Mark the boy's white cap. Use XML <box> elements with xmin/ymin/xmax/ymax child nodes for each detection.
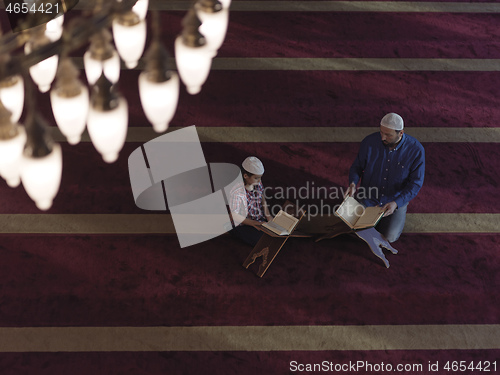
<box><xmin>380</xmin><ymin>113</ymin><xmax>404</xmax><ymax>131</ymax></box>
<box><xmin>242</xmin><ymin>156</ymin><xmax>264</xmax><ymax>175</ymax></box>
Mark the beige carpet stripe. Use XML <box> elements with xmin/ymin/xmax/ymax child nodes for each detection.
<box><xmin>405</xmin><ymin>214</ymin><xmax>499</xmax><ymax>234</ymax></box>
<box><xmin>0</xmin><ymin>214</ymin><xmax>498</xmax><ymax>234</ymax></box>
<box><xmin>211</xmin><ymin>58</ymin><xmax>500</xmax><ymax>71</ymax></box>
<box><xmin>69</xmin><ymin>1</ymin><xmax>500</xmax><ymax>13</ymax></box>
<box><xmin>0</xmin><ymin>325</ymin><xmax>498</xmax><ymax>352</ymax></box>
<box><xmin>0</xmin><ymin>214</ymin><xmax>174</xmax><ymax>234</ymax></box>
<box><xmin>49</xmin><ymin>127</ymin><xmax>500</xmax><ymax>143</ymax></box>
<box><xmin>70</xmin><ymin>57</ymin><xmax>500</xmax><ymax>72</ymax></box>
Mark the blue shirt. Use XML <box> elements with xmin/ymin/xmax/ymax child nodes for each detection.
<box><xmin>349</xmin><ymin>132</ymin><xmax>425</xmax><ymax>208</ymax></box>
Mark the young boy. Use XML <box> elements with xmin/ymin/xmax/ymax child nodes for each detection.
<box><xmin>229</xmin><ymin>156</ymin><xmax>272</xmax><ymax>246</ymax></box>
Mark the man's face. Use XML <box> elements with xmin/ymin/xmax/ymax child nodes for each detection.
<box><xmin>380</xmin><ymin>126</ymin><xmax>403</xmax><ymax>147</ymax></box>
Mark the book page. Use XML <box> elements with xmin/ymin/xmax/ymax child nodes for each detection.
<box><xmin>354</xmin><ymin>206</ymin><xmax>385</xmax><ymax>230</ymax></box>
<box><xmin>273</xmin><ymin>211</ymin><xmax>299</xmax><ymax>233</ymax></box>
<box><xmin>335</xmin><ymin>197</ymin><xmax>364</xmax><ymax>228</ymax></box>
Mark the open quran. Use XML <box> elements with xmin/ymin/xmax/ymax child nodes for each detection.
<box><xmin>335</xmin><ymin>196</ymin><xmax>386</xmax><ymax>230</ymax></box>
<box><xmin>262</xmin><ymin>210</ymin><xmax>300</xmax><ymax>235</ymax></box>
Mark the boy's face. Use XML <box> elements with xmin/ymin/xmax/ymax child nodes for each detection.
<box><xmin>244</xmin><ymin>173</ymin><xmax>262</xmax><ymax>187</ymax></box>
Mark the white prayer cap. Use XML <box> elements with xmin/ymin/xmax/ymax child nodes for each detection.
<box><xmin>380</xmin><ymin>113</ymin><xmax>404</xmax><ymax>131</ymax></box>
<box><xmin>242</xmin><ymin>156</ymin><xmax>265</xmax><ymax>175</ymax></box>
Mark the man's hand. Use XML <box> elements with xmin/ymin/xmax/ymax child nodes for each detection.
<box><xmin>345</xmin><ymin>183</ymin><xmax>356</xmax><ymax>198</ymax></box>
<box><xmin>381</xmin><ymin>201</ymin><xmax>398</xmax><ymax>216</ymax></box>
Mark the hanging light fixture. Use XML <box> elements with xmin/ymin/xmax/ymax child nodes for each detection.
<box><xmin>218</xmin><ymin>0</ymin><xmax>231</xmax><ymax>9</ymax></box>
<box><xmin>196</xmin><ymin>0</ymin><xmax>229</xmax><ymax>57</ymax></box>
<box><xmin>0</xmin><ymin>99</ymin><xmax>26</xmax><ymax>188</ymax></box>
<box><xmin>84</xmin><ymin>28</ymin><xmax>121</xmax><ymax>85</ymax></box>
<box><xmin>0</xmin><ymin>25</ymin><xmax>24</xmax><ymax>123</ymax></box>
<box><xmin>21</xmin><ymin>110</ymin><xmax>62</xmax><ymax>211</ymax></box>
<box><xmin>0</xmin><ymin>75</ymin><xmax>24</xmax><ymax>124</ymax></box>
<box><xmin>87</xmin><ymin>73</ymin><xmax>128</xmax><ymax>163</ymax></box>
<box><xmin>0</xmin><ymin>0</ymin><xmax>229</xmax><ymax>210</ymax></box>
<box><xmin>50</xmin><ymin>57</ymin><xmax>89</xmax><ymax>145</ymax></box>
<box><xmin>24</xmin><ymin>25</ymin><xmax>59</xmax><ymax>93</ymax></box>
<box><xmin>139</xmin><ymin>11</ymin><xmax>179</xmax><ymax>133</ymax></box>
<box><xmin>112</xmin><ymin>10</ymin><xmax>147</xmax><ymax>69</ymax></box>
<box><xmin>0</xmin><ymin>33</ymin><xmax>25</xmax><ymax>124</ymax></box>
<box><xmin>132</xmin><ymin>0</ymin><xmax>149</xmax><ymax>21</ymax></box>
<box><xmin>45</xmin><ymin>14</ymin><xmax>65</xmax><ymax>42</ymax></box>
<box><xmin>175</xmin><ymin>8</ymin><xmax>212</xmax><ymax>95</ymax></box>
<box><xmin>116</xmin><ymin>0</ymin><xmax>148</xmax><ymax>20</ymax></box>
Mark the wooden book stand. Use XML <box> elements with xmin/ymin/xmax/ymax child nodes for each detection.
<box><xmin>242</xmin><ymin>201</ymin><xmax>306</xmax><ymax>277</ymax></box>
<box><xmin>242</xmin><ymin>203</ymin><xmax>399</xmax><ymax>277</ymax></box>
<box><xmin>314</xmin><ymin>218</ymin><xmax>398</xmax><ymax>268</ymax></box>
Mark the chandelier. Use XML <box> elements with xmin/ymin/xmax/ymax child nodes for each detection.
<box><xmin>0</xmin><ymin>0</ymin><xmax>230</xmax><ymax>210</ymax></box>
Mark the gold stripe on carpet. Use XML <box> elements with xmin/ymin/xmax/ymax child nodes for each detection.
<box><xmin>0</xmin><ymin>214</ymin><xmax>498</xmax><ymax>234</ymax></box>
<box><xmin>48</xmin><ymin>127</ymin><xmax>500</xmax><ymax>143</ymax></box>
<box><xmin>70</xmin><ymin>57</ymin><xmax>500</xmax><ymax>72</ymax></box>
<box><xmin>69</xmin><ymin>57</ymin><xmax>500</xmax><ymax>72</ymax></box>
<box><xmin>0</xmin><ymin>325</ymin><xmax>498</xmax><ymax>352</ymax></box>
<box><xmin>211</xmin><ymin>58</ymin><xmax>500</xmax><ymax>72</ymax></box>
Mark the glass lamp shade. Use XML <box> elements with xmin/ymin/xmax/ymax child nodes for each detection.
<box><xmin>197</xmin><ymin>7</ymin><xmax>229</xmax><ymax>57</ymax></box>
<box><xmin>0</xmin><ymin>126</ymin><xmax>26</xmax><ymax>188</ymax></box>
<box><xmin>138</xmin><ymin>72</ymin><xmax>179</xmax><ymax>132</ymax></box>
<box><xmin>87</xmin><ymin>98</ymin><xmax>128</xmax><ymax>163</ymax></box>
<box><xmin>174</xmin><ymin>36</ymin><xmax>212</xmax><ymax>95</ymax></box>
<box><xmin>0</xmin><ymin>75</ymin><xmax>24</xmax><ymax>124</ymax></box>
<box><xmin>83</xmin><ymin>50</ymin><xmax>120</xmax><ymax>85</ymax></box>
<box><xmin>25</xmin><ymin>43</ymin><xmax>59</xmax><ymax>93</ymax></box>
<box><xmin>50</xmin><ymin>86</ymin><xmax>89</xmax><ymax>145</ymax></box>
<box><xmin>45</xmin><ymin>14</ymin><xmax>64</xmax><ymax>42</ymax></box>
<box><xmin>21</xmin><ymin>143</ymin><xmax>62</xmax><ymax>211</ymax></box>
<box><xmin>112</xmin><ymin>18</ymin><xmax>147</xmax><ymax>69</ymax></box>
<box><xmin>132</xmin><ymin>0</ymin><xmax>149</xmax><ymax>21</ymax></box>
<box><xmin>30</xmin><ymin>55</ymin><xmax>59</xmax><ymax>93</ymax></box>
<box><xmin>219</xmin><ymin>0</ymin><xmax>231</xmax><ymax>9</ymax></box>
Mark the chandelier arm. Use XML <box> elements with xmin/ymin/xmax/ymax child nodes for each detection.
<box><xmin>21</xmin><ymin>63</ymin><xmax>54</xmax><ymax>158</ymax></box>
<box><xmin>0</xmin><ymin>0</ymin><xmax>138</xmax><ymax>79</ymax></box>
<box><xmin>152</xmin><ymin>9</ymin><xmax>160</xmax><ymax>41</ymax></box>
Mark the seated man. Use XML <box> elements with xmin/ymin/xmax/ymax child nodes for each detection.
<box><xmin>346</xmin><ymin>113</ymin><xmax>425</xmax><ymax>243</ymax></box>
<box><xmin>229</xmin><ymin>156</ymin><xmax>272</xmax><ymax>246</ymax></box>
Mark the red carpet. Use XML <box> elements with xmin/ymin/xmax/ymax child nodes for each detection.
<box><xmin>154</xmin><ymin>11</ymin><xmax>500</xmax><ymax>59</ymax></box>
<box><xmin>0</xmin><ymin>233</ymin><xmax>498</xmax><ymax>327</ymax></box>
<box><xmin>1</xmin><ymin>1</ymin><xmax>499</xmax><ymax>374</ymax></box>
<box><xmin>1</xmin><ymin>350</ymin><xmax>499</xmax><ymax>375</ymax></box>
<box><xmin>221</xmin><ymin>12</ymin><xmax>500</xmax><ymax>58</ymax></box>
<box><xmin>129</xmin><ymin>70</ymin><xmax>500</xmax><ymax>128</ymax></box>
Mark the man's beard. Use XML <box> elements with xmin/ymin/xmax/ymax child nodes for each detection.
<box><xmin>382</xmin><ymin>140</ymin><xmax>397</xmax><ymax>147</ymax></box>
<box><xmin>382</xmin><ymin>136</ymin><xmax>402</xmax><ymax>148</ymax></box>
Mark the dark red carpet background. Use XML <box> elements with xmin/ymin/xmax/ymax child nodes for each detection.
<box><xmin>1</xmin><ymin>350</ymin><xmax>500</xmax><ymax>375</ymax></box>
<box><xmin>0</xmin><ymin>232</ymin><xmax>498</xmax><ymax>327</ymax></box>
<box><xmin>1</xmin><ymin>0</ymin><xmax>499</xmax><ymax>374</ymax></box>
